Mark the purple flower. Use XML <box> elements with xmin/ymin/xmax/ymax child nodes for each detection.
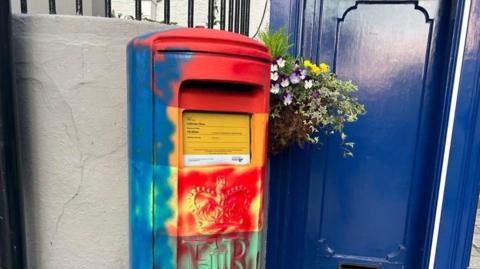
<box><xmin>312</xmin><ymin>90</ymin><xmax>320</xmax><ymax>98</ymax></box>
<box><xmin>299</xmin><ymin>68</ymin><xmax>308</xmax><ymax>79</ymax></box>
<box><xmin>290</xmin><ymin>72</ymin><xmax>301</xmax><ymax>84</ymax></box>
<box><xmin>283</xmin><ymin>92</ymin><xmax>293</xmax><ymax>106</ymax></box>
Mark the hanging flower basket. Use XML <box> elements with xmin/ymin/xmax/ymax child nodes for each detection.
<box><xmin>259</xmin><ymin>29</ymin><xmax>366</xmax><ymax>156</ymax></box>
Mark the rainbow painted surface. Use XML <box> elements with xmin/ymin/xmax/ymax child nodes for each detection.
<box><xmin>128</xmin><ymin>28</ymin><xmax>270</xmax><ymax>269</ymax></box>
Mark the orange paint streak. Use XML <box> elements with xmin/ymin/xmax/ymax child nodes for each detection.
<box><xmin>250</xmin><ymin>113</ymin><xmax>268</xmax><ymax>167</ymax></box>
<box><xmin>167</xmin><ymin>107</ymin><xmax>180</xmax><ymax>167</ymax></box>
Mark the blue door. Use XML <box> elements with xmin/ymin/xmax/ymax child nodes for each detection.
<box><xmin>267</xmin><ymin>1</ymin><xmax>457</xmax><ymax>268</ymax></box>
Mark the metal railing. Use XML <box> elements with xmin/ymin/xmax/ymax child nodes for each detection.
<box><xmin>17</xmin><ymin>0</ymin><xmax>251</xmax><ymax>35</ymax></box>
<box><xmin>1</xmin><ymin>1</ymin><xmax>26</xmax><ymax>268</ymax></box>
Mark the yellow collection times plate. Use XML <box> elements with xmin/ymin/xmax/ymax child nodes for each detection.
<box><xmin>183</xmin><ymin>112</ymin><xmax>251</xmax><ymax>166</ymax></box>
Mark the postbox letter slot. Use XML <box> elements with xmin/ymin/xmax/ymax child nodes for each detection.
<box><xmin>179</xmin><ymin>80</ymin><xmax>265</xmax><ymax>113</ymax></box>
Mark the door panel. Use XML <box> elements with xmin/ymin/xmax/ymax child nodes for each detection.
<box><xmin>267</xmin><ymin>0</ymin><xmax>454</xmax><ymax>268</ymax></box>
<box><xmin>319</xmin><ymin>1</ymin><xmax>432</xmax><ymax>261</ymax></box>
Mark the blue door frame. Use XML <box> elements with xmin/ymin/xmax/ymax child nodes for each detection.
<box><xmin>267</xmin><ymin>0</ymin><xmax>480</xmax><ymax>268</ymax></box>
<box><xmin>433</xmin><ymin>0</ymin><xmax>480</xmax><ymax>267</ymax></box>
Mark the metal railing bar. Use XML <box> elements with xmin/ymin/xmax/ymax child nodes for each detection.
<box><xmin>220</xmin><ymin>0</ymin><xmax>226</xmax><ymax>30</ymax></box>
<box><xmin>135</xmin><ymin>0</ymin><xmax>141</xmax><ymax>20</ymax></box>
<box><xmin>234</xmin><ymin>0</ymin><xmax>240</xmax><ymax>33</ymax></box>
<box><xmin>0</xmin><ymin>1</ymin><xmax>26</xmax><ymax>268</ymax></box>
<box><xmin>245</xmin><ymin>0</ymin><xmax>250</xmax><ymax>35</ymax></box>
<box><xmin>228</xmin><ymin>0</ymin><xmax>234</xmax><ymax>31</ymax></box>
<box><xmin>207</xmin><ymin>0</ymin><xmax>214</xmax><ymax>28</ymax></box>
<box><xmin>240</xmin><ymin>0</ymin><xmax>246</xmax><ymax>34</ymax></box>
<box><xmin>20</xmin><ymin>0</ymin><xmax>27</xmax><ymax>13</ymax></box>
<box><xmin>105</xmin><ymin>0</ymin><xmax>112</xmax><ymax>17</ymax></box>
<box><xmin>14</xmin><ymin>0</ymin><xmax>251</xmax><ymax>31</ymax></box>
<box><xmin>76</xmin><ymin>0</ymin><xmax>83</xmax><ymax>15</ymax></box>
<box><xmin>188</xmin><ymin>0</ymin><xmax>194</xmax><ymax>27</ymax></box>
<box><xmin>49</xmin><ymin>0</ymin><xmax>56</xmax><ymax>14</ymax></box>
<box><xmin>164</xmin><ymin>0</ymin><xmax>170</xmax><ymax>24</ymax></box>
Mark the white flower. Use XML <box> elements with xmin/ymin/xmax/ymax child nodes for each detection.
<box><xmin>271</xmin><ymin>64</ymin><xmax>278</xmax><ymax>72</ymax></box>
<box><xmin>283</xmin><ymin>93</ymin><xmax>293</xmax><ymax>106</ymax></box>
<box><xmin>271</xmin><ymin>72</ymin><xmax>279</xmax><ymax>81</ymax></box>
<box><xmin>270</xmin><ymin>83</ymin><xmax>280</xmax><ymax>94</ymax></box>
<box><xmin>304</xmin><ymin>80</ymin><xmax>313</xmax><ymax>89</ymax></box>
<box><xmin>277</xmin><ymin>58</ymin><xmax>286</xmax><ymax>68</ymax></box>
<box><xmin>280</xmin><ymin>78</ymin><xmax>290</xmax><ymax>87</ymax></box>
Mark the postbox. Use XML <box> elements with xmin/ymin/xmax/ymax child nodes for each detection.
<box><xmin>127</xmin><ymin>28</ymin><xmax>271</xmax><ymax>269</ymax></box>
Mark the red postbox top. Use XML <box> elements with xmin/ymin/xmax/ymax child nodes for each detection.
<box><xmin>150</xmin><ymin>28</ymin><xmax>272</xmax><ymax>63</ymax></box>
<box><xmin>130</xmin><ymin>28</ymin><xmax>272</xmax><ymax>112</ymax></box>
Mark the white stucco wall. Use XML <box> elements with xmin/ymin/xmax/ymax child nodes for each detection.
<box><xmin>12</xmin><ymin>14</ymin><xmax>173</xmax><ymax>269</ymax></box>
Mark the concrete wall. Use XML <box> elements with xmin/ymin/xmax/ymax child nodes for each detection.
<box><xmin>11</xmin><ymin>14</ymin><xmax>173</xmax><ymax>269</ymax></box>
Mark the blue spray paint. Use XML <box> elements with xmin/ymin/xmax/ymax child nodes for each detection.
<box><xmin>153</xmin><ymin>52</ymin><xmax>191</xmax><ymax>269</ymax></box>
<box><xmin>128</xmin><ymin>34</ymin><xmax>191</xmax><ymax>269</ymax></box>
<box><xmin>128</xmin><ymin>41</ymin><xmax>155</xmax><ymax>269</ymax></box>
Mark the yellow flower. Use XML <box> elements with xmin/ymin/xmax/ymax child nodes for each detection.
<box><xmin>303</xmin><ymin>60</ymin><xmax>313</xmax><ymax>68</ymax></box>
<box><xmin>319</xmin><ymin>63</ymin><xmax>330</xmax><ymax>73</ymax></box>
<box><xmin>311</xmin><ymin>66</ymin><xmax>321</xmax><ymax>75</ymax></box>
<box><xmin>304</xmin><ymin>60</ymin><xmax>329</xmax><ymax>76</ymax></box>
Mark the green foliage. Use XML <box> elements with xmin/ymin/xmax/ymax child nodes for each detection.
<box><xmin>259</xmin><ymin>30</ymin><xmax>366</xmax><ymax>156</ymax></box>
<box><xmin>258</xmin><ymin>28</ymin><xmax>292</xmax><ymax>59</ymax></box>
